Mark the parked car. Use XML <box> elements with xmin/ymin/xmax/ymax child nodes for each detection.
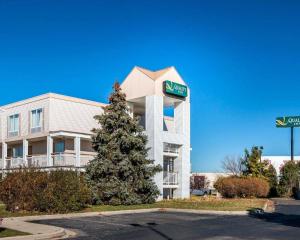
<box><xmin>191</xmin><ymin>189</ymin><xmax>210</xmax><ymax>196</ymax></box>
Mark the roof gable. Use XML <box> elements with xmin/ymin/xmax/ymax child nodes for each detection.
<box><xmin>135</xmin><ymin>66</ymin><xmax>172</xmax><ymax>80</ymax></box>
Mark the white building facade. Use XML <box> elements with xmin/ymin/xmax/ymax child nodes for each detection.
<box><xmin>0</xmin><ymin>66</ymin><xmax>191</xmax><ymax>200</ymax></box>
<box><xmin>262</xmin><ymin>156</ymin><xmax>300</xmax><ymax>175</ymax></box>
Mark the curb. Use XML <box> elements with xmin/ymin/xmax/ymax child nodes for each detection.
<box><xmin>1</xmin><ymin>218</ymin><xmax>69</xmax><ymax>240</ymax></box>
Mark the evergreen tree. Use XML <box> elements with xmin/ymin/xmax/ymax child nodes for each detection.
<box><xmin>265</xmin><ymin>164</ymin><xmax>278</xmax><ymax>197</ymax></box>
<box><xmin>85</xmin><ymin>82</ymin><xmax>161</xmax><ymax>205</ymax></box>
<box><xmin>241</xmin><ymin>146</ymin><xmax>267</xmax><ymax>177</ymax></box>
<box><xmin>278</xmin><ymin>161</ymin><xmax>300</xmax><ymax>197</ymax></box>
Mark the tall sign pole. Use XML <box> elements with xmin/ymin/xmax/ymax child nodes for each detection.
<box><xmin>276</xmin><ymin>116</ymin><xmax>300</xmax><ymax>161</ymax></box>
<box><xmin>291</xmin><ymin>127</ymin><xmax>294</xmax><ymax>161</ymax></box>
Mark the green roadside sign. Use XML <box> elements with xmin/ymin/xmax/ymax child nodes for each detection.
<box><xmin>276</xmin><ymin>116</ymin><xmax>300</xmax><ymax>128</ymax></box>
<box><xmin>163</xmin><ymin>80</ymin><xmax>188</xmax><ymax>98</ymax></box>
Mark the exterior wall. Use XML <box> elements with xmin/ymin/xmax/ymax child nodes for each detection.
<box><xmin>0</xmin><ymin>96</ymin><xmax>50</xmax><ymax>141</ymax></box>
<box><xmin>146</xmin><ymin>95</ymin><xmax>164</xmax><ymax>200</ymax></box>
<box><xmin>173</xmin><ymin>101</ymin><xmax>190</xmax><ymax>198</ymax></box>
<box><xmin>262</xmin><ymin>156</ymin><xmax>300</xmax><ymax>175</ymax></box>
<box><xmin>155</xmin><ymin>67</ymin><xmax>190</xmax><ymax>102</ymax></box>
<box><xmin>191</xmin><ymin>172</ymin><xmax>231</xmax><ymax>189</ymax></box>
<box><xmin>49</xmin><ymin>97</ymin><xmax>103</xmax><ymax>135</ymax></box>
<box><xmin>163</xmin><ymin>117</ymin><xmax>175</xmax><ymax>133</ymax></box>
<box><xmin>121</xmin><ymin>68</ymin><xmax>155</xmax><ymax>100</ymax></box>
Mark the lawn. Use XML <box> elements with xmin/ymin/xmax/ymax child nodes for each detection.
<box><xmin>86</xmin><ymin>196</ymin><xmax>268</xmax><ymax>212</ymax></box>
<box><xmin>0</xmin><ymin>197</ymin><xmax>268</xmax><ymax>218</ymax></box>
<box><xmin>0</xmin><ymin>228</ymin><xmax>29</xmax><ymax>238</ymax></box>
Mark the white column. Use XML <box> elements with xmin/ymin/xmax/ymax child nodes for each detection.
<box><xmin>146</xmin><ymin>95</ymin><xmax>164</xmax><ymax>200</ymax></box>
<box><xmin>47</xmin><ymin>136</ymin><xmax>53</xmax><ymax>166</ymax></box>
<box><xmin>23</xmin><ymin>139</ymin><xmax>28</xmax><ymax>166</ymax></box>
<box><xmin>2</xmin><ymin>142</ymin><xmax>7</xmax><ymax>169</ymax></box>
<box><xmin>75</xmin><ymin>136</ymin><xmax>81</xmax><ymax>167</ymax></box>
<box><xmin>174</xmin><ymin>101</ymin><xmax>191</xmax><ymax>199</ymax></box>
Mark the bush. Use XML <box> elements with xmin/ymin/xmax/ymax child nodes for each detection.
<box><xmin>278</xmin><ymin>160</ymin><xmax>300</xmax><ymax>198</ymax></box>
<box><xmin>0</xmin><ymin>168</ymin><xmax>91</xmax><ymax>213</ymax></box>
<box><xmin>214</xmin><ymin>176</ymin><xmax>269</xmax><ymax>198</ymax></box>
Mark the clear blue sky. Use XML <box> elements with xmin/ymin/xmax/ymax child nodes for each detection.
<box><xmin>1</xmin><ymin>0</ymin><xmax>300</xmax><ymax>172</ymax></box>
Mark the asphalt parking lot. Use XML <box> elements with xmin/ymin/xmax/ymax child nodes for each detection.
<box><xmin>33</xmin><ymin>199</ymin><xmax>300</xmax><ymax>240</ymax></box>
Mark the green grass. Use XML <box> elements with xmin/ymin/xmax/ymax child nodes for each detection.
<box><xmin>0</xmin><ymin>197</ymin><xmax>268</xmax><ymax>218</ymax></box>
<box><xmin>0</xmin><ymin>228</ymin><xmax>30</xmax><ymax>238</ymax></box>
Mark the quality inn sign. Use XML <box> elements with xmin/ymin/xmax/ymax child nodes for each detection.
<box><xmin>276</xmin><ymin>116</ymin><xmax>300</xmax><ymax>128</ymax></box>
<box><xmin>163</xmin><ymin>80</ymin><xmax>188</xmax><ymax>98</ymax></box>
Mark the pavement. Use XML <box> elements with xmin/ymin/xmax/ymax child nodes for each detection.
<box><xmin>2</xmin><ymin>199</ymin><xmax>300</xmax><ymax>240</ymax></box>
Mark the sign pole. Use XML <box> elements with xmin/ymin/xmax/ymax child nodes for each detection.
<box><xmin>276</xmin><ymin>116</ymin><xmax>300</xmax><ymax>161</ymax></box>
<box><xmin>291</xmin><ymin>127</ymin><xmax>294</xmax><ymax>161</ymax></box>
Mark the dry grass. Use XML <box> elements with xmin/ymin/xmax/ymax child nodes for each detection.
<box><xmin>0</xmin><ymin>197</ymin><xmax>269</xmax><ymax>218</ymax></box>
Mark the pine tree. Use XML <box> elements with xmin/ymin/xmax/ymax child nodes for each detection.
<box><xmin>265</xmin><ymin>164</ymin><xmax>278</xmax><ymax>197</ymax></box>
<box><xmin>241</xmin><ymin>146</ymin><xmax>267</xmax><ymax>177</ymax></box>
<box><xmin>85</xmin><ymin>82</ymin><xmax>161</xmax><ymax>205</ymax></box>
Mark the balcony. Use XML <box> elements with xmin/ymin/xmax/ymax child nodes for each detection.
<box><xmin>3</xmin><ymin>154</ymin><xmax>95</xmax><ymax>169</ymax></box>
<box><xmin>27</xmin><ymin>155</ymin><xmax>48</xmax><ymax>167</ymax></box>
<box><xmin>163</xmin><ymin>143</ymin><xmax>179</xmax><ymax>155</ymax></box>
<box><xmin>163</xmin><ymin>171</ymin><xmax>178</xmax><ymax>185</ymax></box>
<box><xmin>53</xmin><ymin>153</ymin><xmax>76</xmax><ymax>166</ymax></box>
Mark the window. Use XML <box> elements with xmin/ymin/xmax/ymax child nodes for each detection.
<box><xmin>8</xmin><ymin>114</ymin><xmax>19</xmax><ymax>137</ymax></box>
<box><xmin>31</xmin><ymin>108</ymin><xmax>43</xmax><ymax>133</ymax></box>
<box><xmin>54</xmin><ymin>141</ymin><xmax>65</xmax><ymax>153</ymax></box>
<box><xmin>12</xmin><ymin>146</ymin><xmax>23</xmax><ymax>158</ymax></box>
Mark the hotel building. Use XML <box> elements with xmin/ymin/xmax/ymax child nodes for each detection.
<box><xmin>0</xmin><ymin>66</ymin><xmax>191</xmax><ymax>200</ymax></box>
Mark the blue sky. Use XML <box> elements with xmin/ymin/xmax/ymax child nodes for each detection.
<box><xmin>1</xmin><ymin>0</ymin><xmax>300</xmax><ymax>172</ymax></box>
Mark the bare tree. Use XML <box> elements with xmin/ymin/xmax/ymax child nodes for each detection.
<box><xmin>222</xmin><ymin>155</ymin><xmax>243</xmax><ymax>176</ymax></box>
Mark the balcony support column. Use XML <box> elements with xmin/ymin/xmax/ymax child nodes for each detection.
<box><xmin>23</xmin><ymin>139</ymin><xmax>28</xmax><ymax>166</ymax></box>
<box><xmin>75</xmin><ymin>136</ymin><xmax>81</xmax><ymax>167</ymax></box>
<box><xmin>2</xmin><ymin>142</ymin><xmax>7</xmax><ymax>169</ymax></box>
<box><xmin>47</xmin><ymin>136</ymin><xmax>53</xmax><ymax>166</ymax></box>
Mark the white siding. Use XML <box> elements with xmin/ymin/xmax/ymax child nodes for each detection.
<box><xmin>0</xmin><ymin>98</ymin><xmax>50</xmax><ymax>140</ymax></box>
<box><xmin>49</xmin><ymin>98</ymin><xmax>103</xmax><ymax>135</ymax></box>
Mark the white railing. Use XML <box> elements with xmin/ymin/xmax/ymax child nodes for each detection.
<box><xmin>163</xmin><ymin>171</ymin><xmax>178</xmax><ymax>185</ymax></box>
<box><xmin>27</xmin><ymin>155</ymin><xmax>48</xmax><ymax>167</ymax></box>
<box><xmin>2</xmin><ymin>154</ymin><xmax>96</xmax><ymax>169</ymax></box>
<box><xmin>163</xmin><ymin>143</ymin><xmax>179</xmax><ymax>154</ymax></box>
<box><xmin>80</xmin><ymin>154</ymin><xmax>96</xmax><ymax>166</ymax></box>
<box><xmin>6</xmin><ymin>157</ymin><xmax>26</xmax><ymax>169</ymax></box>
<box><xmin>53</xmin><ymin>153</ymin><xmax>75</xmax><ymax>166</ymax></box>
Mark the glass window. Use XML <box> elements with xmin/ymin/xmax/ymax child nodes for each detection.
<box><xmin>54</xmin><ymin>141</ymin><xmax>65</xmax><ymax>153</ymax></box>
<box><xmin>12</xmin><ymin>146</ymin><xmax>23</xmax><ymax>157</ymax></box>
<box><xmin>8</xmin><ymin>114</ymin><xmax>19</xmax><ymax>137</ymax></box>
<box><xmin>31</xmin><ymin>108</ymin><xmax>43</xmax><ymax>133</ymax></box>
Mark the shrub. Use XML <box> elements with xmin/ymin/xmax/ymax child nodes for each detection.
<box><xmin>214</xmin><ymin>176</ymin><xmax>269</xmax><ymax>198</ymax></box>
<box><xmin>278</xmin><ymin>160</ymin><xmax>300</xmax><ymax>198</ymax></box>
<box><xmin>0</xmin><ymin>168</ymin><xmax>91</xmax><ymax>213</ymax></box>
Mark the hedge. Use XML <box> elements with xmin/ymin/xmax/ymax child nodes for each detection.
<box><xmin>214</xmin><ymin>176</ymin><xmax>269</xmax><ymax>198</ymax></box>
<box><xmin>0</xmin><ymin>168</ymin><xmax>91</xmax><ymax>213</ymax></box>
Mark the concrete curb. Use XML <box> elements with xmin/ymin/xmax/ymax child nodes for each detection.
<box><xmin>1</xmin><ymin>218</ymin><xmax>69</xmax><ymax>240</ymax></box>
<box><xmin>1</xmin><ymin>203</ymin><xmax>272</xmax><ymax>240</ymax></box>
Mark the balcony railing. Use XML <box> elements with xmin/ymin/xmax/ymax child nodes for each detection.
<box><xmin>163</xmin><ymin>143</ymin><xmax>179</xmax><ymax>154</ymax></box>
<box><xmin>6</xmin><ymin>157</ymin><xmax>25</xmax><ymax>169</ymax></box>
<box><xmin>27</xmin><ymin>155</ymin><xmax>47</xmax><ymax>167</ymax></box>
<box><xmin>163</xmin><ymin>171</ymin><xmax>178</xmax><ymax>185</ymax></box>
<box><xmin>53</xmin><ymin>153</ymin><xmax>75</xmax><ymax>166</ymax></box>
<box><xmin>80</xmin><ymin>154</ymin><xmax>95</xmax><ymax>166</ymax></box>
<box><xmin>3</xmin><ymin>154</ymin><xmax>95</xmax><ymax>169</ymax></box>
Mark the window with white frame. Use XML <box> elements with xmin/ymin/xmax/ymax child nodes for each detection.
<box><xmin>8</xmin><ymin>114</ymin><xmax>20</xmax><ymax>137</ymax></box>
<box><xmin>31</xmin><ymin>108</ymin><xmax>43</xmax><ymax>133</ymax></box>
